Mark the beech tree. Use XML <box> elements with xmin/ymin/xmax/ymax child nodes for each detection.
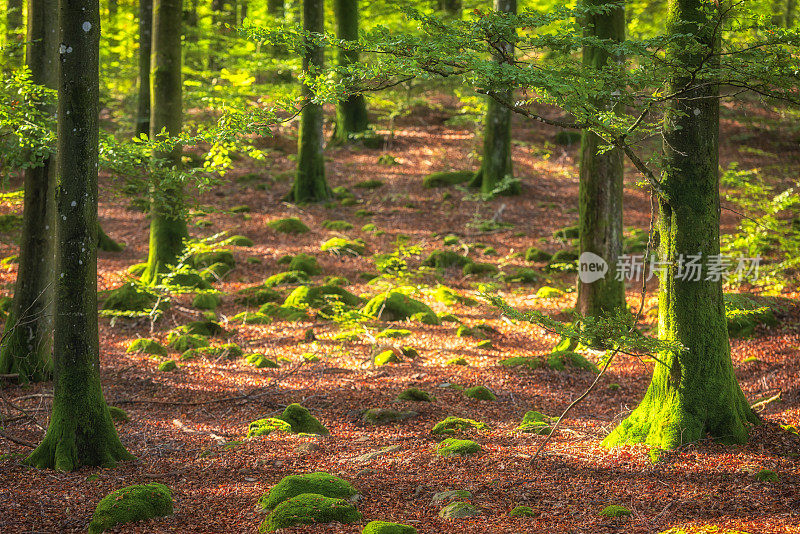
<box><xmin>25</xmin><ymin>0</ymin><xmax>133</xmax><ymax>470</ymax></box>
<box><xmin>136</xmin><ymin>0</ymin><xmax>153</xmax><ymax>137</ymax></box>
<box><xmin>331</xmin><ymin>0</ymin><xmax>370</xmax><ymax>145</ymax></box>
<box><xmin>142</xmin><ymin>0</ymin><xmax>188</xmax><ymax>284</ymax></box>
<box><xmin>0</xmin><ymin>0</ymin><xmax>58</xmax><ymax>383</ymax></box>
<box><xmin>4</xmin><ymin>0</ymin><xmax>24</xmax><ymax>64</ymax></box>
<box><xmin>286</xmin><ymin>0</ymin><xmax>330</xmax><ymax>202</ymax></box>
<box><xmin>575</xmin><ymin>0</ymin><xmax>626</xmax><ymax>317</ymax></box>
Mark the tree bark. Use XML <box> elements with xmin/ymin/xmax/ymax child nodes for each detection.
<box><xmin>0</xmin><ymin>0</ymin><xmax>59</xmax><ymax>383</ymax></box>
<box><xmin>436</xmin><ymin>0</ymin><xmax>461</xmax><ymax>18</ymax></box>
<box><xmin>787</xmin><ymin>0</ymin><xmax>796</xmax><ymax>28</ymax></box>
<box><xmin>603</xmin><ymin>0</ymin><xmax>758</xmax><ymax>450</ymax></box>
<box><xmin>287</xmin><ymin>0</ymin><xmax>331</xmax><ymax>203</ymax></box>
<box><xmin>135</xmin><ymin>0</ymin><xmax>153</xmax><ymax>137</ymax></box>
<box><xmin>469</xmin><ymin>0</ymin><xmax>518</xmax><ymax>195</ymax></box>
<box><xmin>142</xmin><ymin>0</ymin><xmax>188</xmax><ymax>284</ymax></box>
<box><xmin>24</xmin><ymin>0</ymin><xmax>133</xmax><ymax>471</ymax></box>
<box><xmin>330</xmin><ymin>0</ymin><xmax>369</xmax><ymax>144</ymax></box>
<box><xmin>576</xmin><ymin>0</ymin><xmax>626</xmax><ymax>317</ymax></box>
<box><xmin>5</xmin><ymin>0</ymin><xmax>24</xmax><ymax>65</ymax></box>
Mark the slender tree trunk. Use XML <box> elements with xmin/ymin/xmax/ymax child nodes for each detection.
<box><xmin>576</xmin><ymin>0</ymin><xmax>626</xmax><ymax>317</ymax></box>
<box><xmin>469</xmin><ymin>0</ymin><xmax>518</xmax><ymax>195</ymax></box>
<box><xmin>142</xmin><ymin>0</ymin><xmax>187</xmax><ymax>284</ymax></box>
<box><xmin>286</xmin><ymin>0</ymin><xmax>330</xmax><ymax>202</ymax></box>
<box><xmin>5</xmin><ymin>0</ymin><xmax>24</xmax><ymax>65</ymax></box>
<box><xmin>135</xmin><ymin>0</ymin><xmax>153</xmax><ymax>137</ymax></box>
<box><xmin>603</xmin><ymin>0</ymin><xmax>758</xmax><ymax>450</ymax></box>
<box><xmin>240</xmin><ymin>1</ymin><xmax>247</xmax><ymax>22</ymax></box>
<box><xmin>330</xmin><ymin>0</ymin><xmax>369</xmax><ymax>144</ymax></box>
<box><xmin>787</xmin><ymin>0</ymin><xmax>796</xmax><ymax>28</ymax></box>
<box><xmin>0</xmin><ymin>0</ymin><xmax>58</xmax><ymax>383</ymax></box>
<box><xmin>436</xmin><ymin>0</ymin><xmax>461</xmax><ymax>18</ymax></box>
<box><xmin>24</xmin><ymin>0</ymin><xmax>133</xmax><ymax>471</ymax></box>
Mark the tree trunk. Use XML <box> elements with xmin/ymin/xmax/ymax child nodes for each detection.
<box><xmin>142</xmin><ymin>0</ymin><xmax>188</xmax><ymax>284</ymax></box>
<box><xmin>436</xmin><ymin>0</ymin><xmax>461</xmax><ymax>18</ymax></box>
<box><xmin>330</xmin><ymin>0</ymin><xmax>369</xmax><ymax>144</ymax></box>
<box><xmin>268</xmin><ymin>0</ymin><xmax>284</xmax><ymax>17</ymax></box>
<box><xmin>24</xmin><ymin>0</ymin><xmax>133</xmax><ymax>471</ymax></box>
<box><xmin>0</xmin><ymin>0</ymin><xmax>58</xmax><ymax>384</ymax></box>
<box><xmin>469</xmin><ymin>0</ymin><xmax>518</xmax><ymax>195</ymax></box>
<box><xmin>287</xmin><ymin>0</ymin><xmax>330</xmax><ymax>203</ymax></box>
<box><xmin>576</xmin><ymin>0</ymin><xmax>625</xmax><ymax>317</ymax></box>
<box><xmin>787</xmin><ymin>0</ymin><xmax>796</xmax><ymax>28</ymax></box>
<box><xmin>136</xmin><ymin>0</ymin><xmax>153</xmax><ymax>137</ymax></box>
<box><xmin>5</xmin><ymin>0</ymin><xmax>24</xmax><ymax>65</ymax></box>
<box><xmin>603</xmin><ymin>0</ymin><xmax>758</xmax><ymax>450</ymax></box>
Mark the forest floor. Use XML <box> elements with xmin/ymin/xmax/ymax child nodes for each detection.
<box><xmin>1</xmin><ymin>95</ymin><xmax>799</xmax><ymax>534</ymax></box>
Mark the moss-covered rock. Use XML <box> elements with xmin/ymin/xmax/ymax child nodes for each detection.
<box><xmin>321</xmin><ymin>237</ymin><xmax>366</xmax><ymax>256</ymax></box>
<box><xmin>396</xmin><ymin>387</ymin><xmax>434</xmax><ymax>402</ymax></box>
<box><xmin>200</xmin><ymin>262</ymin><xmax>233</xmax><ymax>282</ymax></box>
<box><xmin>423</xmin><ymin>250</ymin><xmax>472</xmax><ymax>269</ymax></box>
<box><xmin>445</xmin><ymin>357</ymin><xmax>468</xmax><ymax>366</ymax></box>
<box><xmin>509</xmin><ymin>505</ymin><xmax>536</xmax><ymax>517</ymax></box>
<box><xmin>182</xmin><ymin>343</ymin><xmax>243</xmax><ymax>361</ymax></box>
<box><xmin>287</xmin><ymin>253</ymin><xmax>322</xmax><ymax>276</ymax></box>
<box><xmin>423</xmin><ymin>170</ymin><xmax>473</xmax><ymax>188</ymax></box>
<box><xmin>166</xmin><ymin>271</ymin><xmax>213</xmax><ymax>290</ymax></box>
<box><xmin>455</xmin><ymin>325</ymin><xmax>486</xmax><ymax>339</ymax></box>
<box><xmin>88</xmin><ymin>483</ymin><xmax>173</xmax><ymax>534</ymax></box>
<box><xmin>431</xmin><ymin>416</ymin><xmax>488</xmax><ymax>435</ymax></box>
<box><xmin>192</xmin><ymin>292</ymin><xmax>220</xmax><ymax>310</ymax></box>
<box><xmin>236</xmin><ymin>286</ymin><xmax>283</xmax><ymax>306</ymax></box>
<box><xmin>179</xmin><ymin>320</ymin><xmax>225</xmax><ymax>337</ymax></box>
<box><xmin>553</xmin><ymin>225</ymin><xmax>580</xmax><ymax>240</ymax></box>
<box><xmin>432</xmin><ymin>285</ymin><xmax>478</xmax><ymax>307</ymax></box>
<box><xmin>548</xmin><ymin>249</ymin><xmax>579</xmax><ymax>265</ymax></box>
<box><xmin>547</xmin><ymin>351</ymin><xmax>599</xmax><ymax>372</ymax></box>
<box><xmin>157</xmin><ymin>360</ymin><xmax>177</xmax><ymax>372</ymax></box>
<box><xmin>167</xmin><ymin>333</ymin><xmax>210</xmax><ymax>352</ymax></box>
<box><xmin>499</xmin><ymin>356</ymin><xmax>542</xmax><ymax>370</ymax></box>
<box><xmin>102</xmin><ymin>283</ymin><xmax>161</xmax><ymax>313</ymax></box>
<box><xmin>442</xmin><ymin>234</ymin><xmax>460</xmax><ymax>246</ymax></box>
<box><xmin>278</xmin><ymin>403</ymin><xmax>329</xmax><ymax>435</ymax></box>
<box><xmin>231</xmin><ymin>311</ymin><xmax>274</xmax><ymax>324</ymax></box>
<box><xmin>362</xmin><ymin>521</ymin><xmax>417</xmax><ymax>534</ymax></box>
<box><xmin>503</xmin><ymin>267</ymin><xmax>540</xmax><ymax>284</ymax></box>
<box><xmin>354</xmin><ymin>179</ymin><xmax>385</xmax><ymax>189</ymax></box>
<box><xmin>322</xmin><ymin>219</ymin><xmax>354</xmax><ymax>231</ymax></box>
<box><xmin>361</xmin><ymin>291</ymin><xmax>440</xmax><ymax>325</ymax></box>
<box><xmin>525</xmin><ymin>247</ymin><xmax>552</xmax><ymax>262</ymax></box>
<box><xmin>126</xmin><ymin>338</ymin><xmax>168</xmax><ymax>357</ymax></box>
<box><xmin>259</xmin><ymin>493</ymin><xmax>362</xmax><ymax>532</ymax></box>
<box><xmin>463</xmin><ymin>262</ymin><xmax>498</xmax><ymax>276</ymax></box>
<box><xmin>517</xmin><ymin>411</ymin><xmax>552</xmax><ymax>435</ymax></box>
<box><xmin>245</xmin><ymin>353</ymin><xmax>279</xmax><ymax>368</ymax></box>
<box><xmin>264</xmin><ymin>270</ymin><xmax>311</xmax><ymax>288</ymax></box>
<box><xmin>375</xmin><ymin>328</ymin><xmax>412</xmax><ymax>339</ymax></box>
<box><xmin>362</xmin><ymin>408</ymin><xmax>417</xmax><ymax>425</ymax></box>
<box><xmin>431</xmin><ymin>489</ymin><xmax>472</xmax><ymax>504</ymax></box>
<box><xmin>535</xmin><ymin>286</ymin><xmax>564</xmax><ymax>299</ymax></box>
<box><xmin>284</xmin><ymin>284</ymin><xmax>362</xmax><ymax>313</ymax></box>
<box><xmin>220</xmin><ymin>235</ymin><xmax>253</xmax><ymax>247</ymax></box>
<box><xmin>374</xmin><ymin>350</ymin><xmax>403</xmax><ymax>366</ymax></box>
<box><xmin>437</xmin><ymin>438</ymin><xmax>481</xmax><ymax>457</ymax></box>
<box><xmin>438</xmin><ymin>501</ymin><xmax>480</xmax><ymax>519</ymax></box>
<box><xmin>108</xmin><ymin>406</ymin><xmax>129</xmax><ymax>423</ymax></box>
<box><xmin>599</xmin><ymin>505</ymin><xmax>632</xmax><ymax>518</ymax></box>
<box><xmin>463</xmin><ymin>386</ymin><xmax>496</xmax><ymax>401</ymax></box>
<box><xmin>268</xmin><ymin>217</ymin><xmax>310</xmax><ymax>234</ymax></box>
<box><xmin>191</xmin><ymin>250</ymin><xmax>235</xmax><ymax>269</ymax></box>
<box><xmin>247</xmin><ymin>417</ymin><xmax>293</xmax><ymax>438</ymax></box>
<box><xmin>257</xmin><ymin>303</ymin><xmax>310</xmax><ymax>322</ymax></box>
<box><xmin>258</xmin><ymin>472</ymin><xmax>357</xmax><ymax>510</ymax></box>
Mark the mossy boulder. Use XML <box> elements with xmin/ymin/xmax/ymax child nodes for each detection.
<box><xmin>278</xmin><ymin>403</ymin><xmax>329</xmax><ymax>435</ymax></box>
<box><xmin>535</xmin><ymin>286</ymin><xmax>564</xmax><ymax>299</ymax></box>
<box><xmin>375</xmin><ymin>328</ymin><xmax>412</xmax><ymax>339</ymax></box>
<box><xmin>289</xmin><ymin>253</ymin><xmax>322</xmax><ymax>276</ymax></box>
<box><xmin>259</xmin><ymin>493</ymin><xmax>361</xmax><ymax>532</ymax></box>
<box><xmin>167</xmin><ymin>333</ymin><xmax>210</xmax><ymax>352</ymax></box>
<box><xmin>191</xmin><ymin>250</ymin><xmax>235</xmax><ymax>269</ymax></box>
<box><xmin>220</xmin><ymin>235</ymin><xmax>253</xmax><ymax>247</ymax></box>
<box><xmin>547</xmin><ymin>351</ymin><xmax>599</xmax><ymax>372</ymax></box>
<box><xmin>525</xmin><ymin>247</ymin><xmax>552</xmax><ymax>262</ymax></box>
<box><xmin>423</xmin><ymin>170</ymin><xmax>473</xmax><ymax>188</ymax></box>
<box><xmin>102</xmin><ymin>283</ymin><xmax>161</xmax><ymax>313</ymax></box>
<box><xmin>437</xmin><ymin>438</ymin><xmax>481</xmax><ymax>457</ymax></box>
<box><xmin>396</xmin><ymin>387</ymin><xmax>433</xmax><ymax>402</ymax></box>
<box><xmin>179</xmin><ymin>320</ymin><xmax>225</xmax><ymax>337</ymax></box>
<box><xmin>321</xmin><ymin>237</ymin><xmax>366</xmax><ymax>256</ymax></box>
<box><xmin>463</xmin><ymin>262</ymin><xmax>498</xmax><ymax>276</ymax></box>
<box><xmin>245</xmin><ymin>353</ymin><xmax>279</xmax><ymax>368</ymax></box>
<box><xmin>456</xmin><ymin>325</ymin><xmax>486</xmax><ymax>339</ymax></box>
<box><xmin>182</xmin><ymin>343</ymin><xmax>243</xmax><ymax>361</ymax></box>
<box><xmin>439</xmin><ymin>501</ymin><xmax>480</xmax><ymax>519</ymax></box>
<box><xmin>463</xmin><ymin>386</ymin><xmax>496</xmax><ymax>401</ymax></box>
<box><xmin>87</xmin><ymin>484</ymin><xmax>173</xmax><ymax>534</ymax></box>
<box><xmin>509</xmin><ymin>505</ymin><xmax>536</xmax><ymax>517</ymax></box>
<box><xmin>431</xmin><ymin>489</ymin><xmax>472</xmax><ymax>504</ymax></box>
<box><xmin>503</xmin><ymin>267</ymin><xmax>540</xmax><ymax>284</ymax></box>
<box><xmin>322</xmin><ymin>219</ymin><xmax>354</xmax><ymax>231</ymax></box>
<box><xmin>257</xmin><ymin>303</ymin><xmax>310</xmax><ymax>322</ymax></box>
<box><xmin>422</xmin><ymin>250</ymin><xmax>472</xmax><ymax>269</ymax></box>
<box><xmin>247</xmin><ymin>417</ymin><xmax>293</xmax><ymax>438</ymax></box>
<box><xmin>499</xmin><ymin>356</ymin><xmax>543</xmax><ymax>370</ymax></box>
<box><xmin>284</xmin><ymin>284</ymin><xmax>362</xmax><ymax>313</ymax></box>
<box><xmin>375</xmin><ymin>350</ymin><xmax>402</xmax><ymax>366</ymax></box>
<box><xmin>432</xmin><ymin>285</ymin><xmax>478</xmax><ymax>306</ymax></box>
<box><xmin>236</xmin><ymin>286</ymin><xmax>283</xmax><ymax>306</ymax></box>
<box><xmin>517</xmin><ymin>411</ymin><xmax>552</xmax><ymax>435</ymax></box>
<box><xmin>445</xmin><ymin>357</ymin><xmax>468</xmax><ymax>366</ymax></box>
<box><xmin>166</xmin><ymin>271</ymin><xmax>213</xmax><ymax>290</ymax></box>
<box><xmin>362</xmin><ymin>521</ymin><xmax>417</xmax><ymax>534</ymax></box>
<box><xmin>431</xmin><ymin>416</ymin><xmax>488</xmax><ymax>435</ymax></box>
<box><xmin>553</xmin><ymin>225</ymin><xmax>580</xmax><ymax>240</ymax></box>
<box><xmin>724</xmin><ymin>293</ymin><xmax>779</xmax><ymax>338</ymax></box>
<box><xmin>548</xmin><ymin>249</ymin><xmax>579</xmax><ymax>266</ymax></box>
<box><xmin>258</xmin><ymin>472</ymin><xmax>357</xmax><ymax>510</ymax></box>
<box><xmin>268</xmin><ymin>217</ymin><xmax>310</xmax><ymax>234</ymax></box>
<box><xmin>599</xmin><ymin>505</ymin><xmax>632</xmax><ymax>518</ymax></box>
<box><xmin>354</xmin><ymin>179</ymin><xmax>385</xmax><ymax>189</ymax></box>
<box><xmin>264</xmin><ymin>270</ymin><xmax>311</xmax><ymax>287</ymax></box>
<box><xmin>126</xmin><ymin>338</ymin><xmax>168</xmax><ymax>357</ymax></box>
<box><xmin>157</xmin><ymin>360</ymin><xmax>177</xmax><ymax>372</ymax></box>
<box><xmin>231</xmin><ymin>311</ymin><xmax>274</xmax><ymax>324</ymax></box>
<box><xmin>362</xmin><ymin>408</ymin><xmax>417</xmax><ymax>425</ymax></box>
<box><xmin>361</xmin><ymin>291</ymin><xmax>440</xmax><ymax>325</ymax></box>
<box><xmin>442</xmin><ymin>234</ymin><xmax>460</xmax><ymax>246</ymax></box>
<box><xmin>192</xmin><ymin>292</ymin><xmax>220</xmax><ymax>310</ymax></box>
<box><xmin>200</xmin><ymin>262</ymin><xmax>233</xmax><ymax>282</ymax></box>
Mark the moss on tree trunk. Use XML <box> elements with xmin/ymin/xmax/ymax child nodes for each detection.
<box><xmin>0</xmin><ymin>0</ymin><xmax>60</xmax><ymax>383</ymax></box>
<box><xmin>287</xmin><ymin>0</ymin><xmax>331</xmax><ymax>203</ymax></box>
<box><xmin>135</xmin><ymin>0</ymin><xmax>153</xmax><ymax>137</ymax></box>
<box><xmin>142</xmin><ymin>0</ymin><xmax>188</xmax><ymax>284</ymax></box>
<box><xmin>576</xmin><ymin>0</ymin><xmax>625</xmax><ymax>317</ymax></box>
<box><xmin>603</xmin><ymin>0</ymin><xmax>758</xmax><ymax>450</ymax></box>
<box><xmin>24</xmin><ymin>0</ymin><xmax>133</xmax><ymax>471</ymax></box>
<box><xmin>331</xmin><ymin>0</ymin><xmax>369</xmax><ymax>144</ymax></box>
<box><xmin>469</xmin><ymin>0</ymin><xmax>518</xmax><ymax>196</ymax></box>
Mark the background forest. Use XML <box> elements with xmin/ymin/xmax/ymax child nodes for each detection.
<box><xmin>0</xmin><ymin>0</ymin><xmax>799</xmax><ymax>532</ymax></box>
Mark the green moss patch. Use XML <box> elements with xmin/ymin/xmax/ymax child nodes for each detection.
<box><xmin>437</xmin><ymin>438</ymin><xmax>481</xmax><ymax>456</ymax></box>
<box><xmin>179</xmin><ymin>320</ymin><xmax>225</xmax><ymax>337</ymax></box>
<box><xmin>181</xmin><ymin>343</ymin><xmax>243</xmax><ymax>361</ymax></box>
<box><xmin>433</xmin><ymin>285</ymin><xmax>478</xmax><ymax>306</ymax></box>
<box><xmin>361</xmin><ymin>291</ymin><xmax>440</xmax><ymax>325</ymax></box>
<box><xmin>423</xmin><ymin>250</ymin><xmax>472</xmax><ymax>269</ymax></box>
<box><xmin>553</xmin><ymin>225</ymin><xmax>579</xmax><ymax>240</ymax></box>
<box><xmin>438</xmin><ymin>501</ymin><xmax>480</xmax><ymax>519</ymax></box>
<box><xmin>257</xmin><ymin>303</ymin><xmax>310</xmax><ymax>322</ymax></box>
<box><xmin>236</xmin><ymin>286</ymin><xmax>283</xmax><ymax>306</ymax></box>
<box><xmin>375</xmin><ymin>350</ymin><xmax>403</xmax><ymax>366</ymax></box>
<box><xmin>268</xmin><ymin>217</ymin><xmax>310</xmax><ymax>234</ymax></box>
<box><xmin>499</xmin><ymin>356</ymin><xmax>543</xmax><ymax>370</ymax></box>
<box><xmin>157</xmin><ymin>360</ymin><xmax>177</xmax><ymax>372</ymax></box>
<box><xmin>463</xmin><ymin>262</ymin><xmax>498</xmax><ymax>276</ymax></box>
<box><xmin>503</xmin><ymin>267</ymin><xmax>540</xmax><ymax>284</ymax></box>
<box><xmin>264</xmin><ymin>270</ymin><xmax>311</xmax><ymax>287</ymax></box>
<box><xmin>431</xmin><ymin>416</ymin><xmax>488</xmax><ymax>435</ymax></box>
<box><xmin>431</xmin><ymin>489</ymin><xmax>472</xmax><ymax>504</ymax></box>
<box><xmin>126</xmin><ymin>338</ymin><xmax>167</xmax><ymax>357</ymax></box>
<box><xmin>321</xmin><ymin>237</ymin><xmax>366</xmax><ymax>256</ymax></box>
<box><xmin>258</xmin><ymin>472</ymin><xmax>357</xmax><ymax>510</ymax></box>
<box><xmin>245</xmin><ymin>353</ymin><xmax>279</xmax><ymax>368</ymax></box>
<box><xmin>724</xmin><ymin>293</ymin><xmax>780</xmax><ymax>338</ymax></box>
<box><xmin>423</xmin><ymin>170</ymin><xmax>473</xmax><ymax>188</ymax></box>
<box><xmin>535</xmin><ymin>286</ymin><xmax>564</xmax><ymax>299</ymax></box>
<box><xmin>375</xmin><ymin>328</ymin><xmax>412</xmax><ymax>339</ymax></box>
<box><xmin>756</xmin><ymin>469</ymin><xmax>779</xmax><ymax>482</ymax></box>
<box><xmin>192</xmin><ymin>293</ymin><xmax>220</xmax><ymax>310</ymax></box>
<box><xmin>191</xmin><ymin>250</ymin><xmax>234</xmax><ymax>269</ymax></box>
<box><xmin>88</xmin><ymin>483</ymin><xmax>173</xmax><ymax>534</ymax></box>
<box><xmin>288</xmin><ymin>253</ymin><xmax>322</xmax><ymax>275</ymax></box>
<box><xmin>102</xmin><ymin>283</ymin><xmax>161</xmax><ymax>313</ymax></box>
<box><xmin>108</xmin><ymin>406</ymin><xmax>129</xmax><ymax>423</ymax></box>
<box><xmin>525</xmin><ymin>247</ymin><xmax>552</xmax><ymax>262</ymax></box>
<box><xmin>354</xmin><ymin>179</ymin><xmax>385</xmax><ymax>189</ymax></box>
<box><xmin>247</xmin><ymin>417</ymin><xmax>293</xmax><ymax>438</ymax></box>
<box><xmin>200</xmin><ymin>262</ymin><xmax>233</xmax><ymax>283</ymax></box>
<box><xmin>548</xmin><ymin>249</ymin><xmax>579</xmax><ymax>267</ymax></box>
<box><xmin>396</xmin><ymin>387</ymin><xmax>434</xmax><ymax>402</ymax></box>
<box><xmin>599</xmin><ymin>505</ymin><xmax>632</xmax><ymax>518</ymax></box>
<box><xmin>259</xmin><ymin>493</ymin><xmax>361</xmax><ymax>532</ymax></box>
<box><xmin>463</xmin><ymin>386</ymin><xmax>496</xmax><ymax>401</ymax></box>
<box><xmin>362</xmin><ymin>408</ymin><xmax>417</xmax><ymax>425</ymax></box>
<box><xmin>547</xmin><ymin>351</ymin><xmax>599</xmax><ymax>372</ymax></box>
<box><xmin>445</xmin><ymin>357</ymin><xmax>468</xmax><ymax>366</ymax></box>
<box><xmin>278</xmin><ymin>403</ymin><xmax>329</xmax><ymax>435</ymax></box>
<box><xmin>167</xmin><ymin>333</ymin><xmax>210</xmax><ymax>352</ymax></box>
<box><xmin>456</xmin><ymin>325</ymin><xmax>486</xmax><ymax>339</ymax></box>
<box><xmin>219</xmin><ymin>234</ymin><xmax>253</xmax><ymax>247</ymax></box>
<box><xmin>231</xmin><ymin>311</ymin><xmax>274</xmax><ymax>324</ymax></box>
<box><xmin>322</xmin><ymin>219</ymin><xmax>354</xmax><ymax>231</ymax></box>
<box><xmin>509</xmin><ymin>505</ymin><xmax>536</xmax><ymax>517</ymax></box>
<box><xmin>362</xmin><ymin>520</ymin><xmax>417</xmax><ymax>534</ymax></box>
<box><xmin>284</xmin><ymin>284</ymin><xmax>362</xmax><ymax>313</ymax></box>
<box><xmin>517</xmin><ymin>411</ymin><xmax>552</xmax><ymax>435</ymax></box>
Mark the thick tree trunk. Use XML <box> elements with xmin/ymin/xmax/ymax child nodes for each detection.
<box><xmin>331</xmin><ymin>0</ymin><xmax>369</xmax><ymax>144</ymax></box>
<box><xmin>436</xmin><ymin>0</ymin><xmax>461</xmax><ymax>18</ymax></box>
<box><xmin>5</xmin><ymin>0</ymin><xmax>24</xmax><ymax>64</ymax></box>
<box><xmin>267</xmin><ymin>0</ymin><xmax>283</xmax><ymax>17</ymax></box>
<box><xmin>576</xmin><ymin>0</ymin><xmax>625</xmax><ymax>317</ymax></box>
<box><xmin>142</xmin><ymin>0</ymin><xmax>188</xmax><ymax>284</ymax></box>
<box><xmin>24</xmin><ymin>0</ymin><xmax>133</xmax><ymax>471</ymax></box>
<box><xmin>469</xmin><ymin>0</ymin><xmax>518</xmax><ymax>195</ymax></box>
<box><xmin>0</xmin><ymin>0</ymin><xmax>58</xmax><ymax>383</ymax></box>
<box><xmin>135</xmin><ymin>0</ymin><xmax>153</xmax><ymax>137</ymax></box>
<box><xmin>287</xmin><ymin>0</ymin><xmax>330</xmax><ymax>202</ymax></box>
<box><xmin>603</xmin><ymin>0</ymin><xmax>757</xmax><ymax>450</ymax></box>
